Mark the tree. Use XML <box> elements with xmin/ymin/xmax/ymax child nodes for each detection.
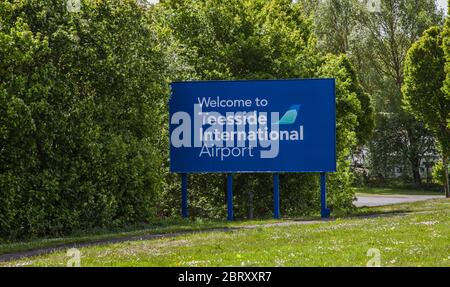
<box><xmin>311</xmin><ymin>0</ymin><xmax>364</xmax><ymax>54</ymax></box>
<box><xmin>161</xmin><ymin>0</ymin><xmax>319</xmax><ymax>80</ymax></box>
<box><xmin>337</xmin><ymin>56</ymin><xmax>375</xmax><ymax>146</ymax></box>
<box><xmin>403</xmin><ymin>26</ymin><xmax>450</xmax><ymax>197</ymax></box>
<box><xmin>444</xmin><ymin>0</ymin><xmax>450</xmax><ymax>128</ymax></box>
<box><xmin>358</xmin><ymin>0</ymin><xmax>443</xmax><ymax>185</ymax></box>
<box><xmin>356</xmin><ymin>0</ymin><xmax>442</xmax><ymax>99</ymax></box>
<box><xmin>370</xmin><ymin>113</ymin><xmax>436</xmax><ymax>183</ymax></box>
<box><xmin>305</xmin><ymin>0</ymin><xmax>443</xmax><ymax>109</ymax></box>
<box><xmin>303</xmin><ymin>1</ymin><xmax>442</xmax><ymax>185</ymax></box>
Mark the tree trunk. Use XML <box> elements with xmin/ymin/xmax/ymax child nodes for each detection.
<box><xmin>412</xmin><ymin>169</ymin><xmax>421</xmax><ymax>186</ymax></box>
<box><xmin>443</xmin><ymin>155</ymin><xmax>449</xmax><ymax>198</ymax></box>
<box><xmin>410</xmin><ymin>159</ymin><xmax>422</xmax><ymax>186</ymax></box>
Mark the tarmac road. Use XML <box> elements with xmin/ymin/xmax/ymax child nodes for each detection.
<box><xmin>354</xmin><ymin>194</ymin><xmax>445</xmax><ymax>207</ymax></box>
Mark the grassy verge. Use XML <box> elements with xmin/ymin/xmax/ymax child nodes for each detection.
<box><xmin>1</xmin><ymin>199</ymin><xmax>449</xmax><ymax>267</ymax></box>
<box><xmin>0</xmin><ymin>186</ymin><xmax>446</xmax><ymax>260</ymax></box>
<box><xmin>355</xmin><ymin>197</ymin><xmax>449</xmax><ymax>215</ymax></box>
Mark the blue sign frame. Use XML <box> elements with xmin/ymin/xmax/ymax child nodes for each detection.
<box><xmin>170</xmin><ymin>79</ymin><xmax>335</xmax><ymax>220</ymax></box>
<box><xmin>169</xmin><ymin>79</ymin><xmax>336</xmax><ymax>173</ymax></box>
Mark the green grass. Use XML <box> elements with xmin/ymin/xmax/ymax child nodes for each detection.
<box><xmin>2</xmin><ymin>199</ymin><xmax>449</xmax><ymax>267</ymax></box>
<box><xmin>0</xmin><ymin>186</ymin><xmax>445</xmax><ymax>260</ymax></box>
<box><xmin>353</xmin><ymin>186</ymin><xmax>445</xmax><ymax>196</ymax></box>
<box><xmin>0</xmin><ymin>218</ymin><xmax>292</xmax><ymax>256</ymax></box>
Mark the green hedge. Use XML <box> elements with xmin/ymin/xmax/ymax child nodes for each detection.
<box><xmin>0</xmin><ymin>0</ymin><xmax>166</xmax><ymax>240</ymax></box>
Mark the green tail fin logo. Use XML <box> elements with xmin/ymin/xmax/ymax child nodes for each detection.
<box><xmin>275</xmin><ymin>105</ymin><xmax>301</xmax><ymax>125</ymax></box>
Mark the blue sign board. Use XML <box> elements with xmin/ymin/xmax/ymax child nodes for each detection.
<box><xmin>169</xmin><ymin>79</ymin><xmax>336</xmax><ymax>173</ymax></box>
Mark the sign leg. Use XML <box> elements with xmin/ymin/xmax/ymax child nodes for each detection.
<box><xmin>320</xmin><ymin>172</ymin><xmax>331</xmax><ymax>218</ymax></box>
<box><xmin>181</xmin><ymin>173</ymin><xmax>188</xmax><ymax>218</ymax></box>
<box><xmin>273</xmin><ymin>173</ymin><xmax>280</xmax><ymax>219</ymax></box>
<box><xmin>227</xmin><ymin>173</ymin><xmax>233</xmax><ymax>221</ymax></box>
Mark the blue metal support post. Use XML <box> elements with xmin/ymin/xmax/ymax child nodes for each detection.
<box><xmin>181</xmin><ymin>173</ymin><xmax>188</xmax><ymax>218</ymax></box>
<box><xmin>273</xmin><ymin>173</ymin><xmax>280</xmax><ymax>219</ymax></box>
<box><xmin>320</xmin><ymin>172</ymin><xmax>331</xmax><ymax>218</ymax></box>
<box><xmin>227</xmin><ymin>173</ymin><xmax>234</xmax><ymax>221</ymax></box>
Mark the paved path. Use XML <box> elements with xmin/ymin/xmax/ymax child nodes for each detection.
<box><xmin>355</xmin><ymin>194</ymin><xmax>444</xmax><ymax>207</ymax></box>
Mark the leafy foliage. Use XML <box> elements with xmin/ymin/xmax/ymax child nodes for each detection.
<box><xmin>432</xmin><ymin>160</ymin><xmax>449</xmax><ymax>186</ymax></box>
<box><xmin>403</xmin><ymin>27</ymin><xmax>449</xmax><ymax>151</ymax></box>
<box><xmin>403</xmin><ymin>26</ymin><xmax>450</xmax><ymax>196</ymax></box>
<box><xmin>0</xmin><ymin>0</ymin><xmax>166</xmax><ymax>239</ymax></box>
<box><xmin>306</xmin><ymin>0</ymin><xmax>444</xmax><ymax>173</ymax></box>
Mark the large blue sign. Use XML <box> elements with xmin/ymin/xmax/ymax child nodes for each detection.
<box><xmin>169</xmin><ymin>79</ymin><xmax>336</xmax><ymax>173</ymax></box>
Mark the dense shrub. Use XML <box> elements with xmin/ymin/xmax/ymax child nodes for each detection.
<box><xmin>0</xmin><ymin>0</ymin><xmax>166</xmax><ymax>240</ymax></box>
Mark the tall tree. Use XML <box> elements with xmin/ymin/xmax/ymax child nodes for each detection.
<box><xmin>312</xmin><ymin>0</ymin><xmax>364</xmax><ymax>54</ymax></box>
<box><xmin>295</xmin><ymin>0</ymin><xmax>375</xmax><ymax>147</ymax></box>
<box><xmin>359</xmin><ymin>0</ymin><xmax>442</xmax><ymax>184</ymax></box>
<box><xmin>443</xmin><ymin>0</ymin><xmax>450</xmax><ymax>128</ymax></box>
<box><xmin>308</xmin><ymin>0</ymin><xmax>442</xmax><ymax>185</ymax></box>
<box><xmin>403</xmin><ymin>26</ymin><xmax>450</xmax><ymax>197</ymax></box>
<box><xmin>358</xmin><ymin>0</ymin><xmax>443</xmax><ymax>109</ymax></box>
